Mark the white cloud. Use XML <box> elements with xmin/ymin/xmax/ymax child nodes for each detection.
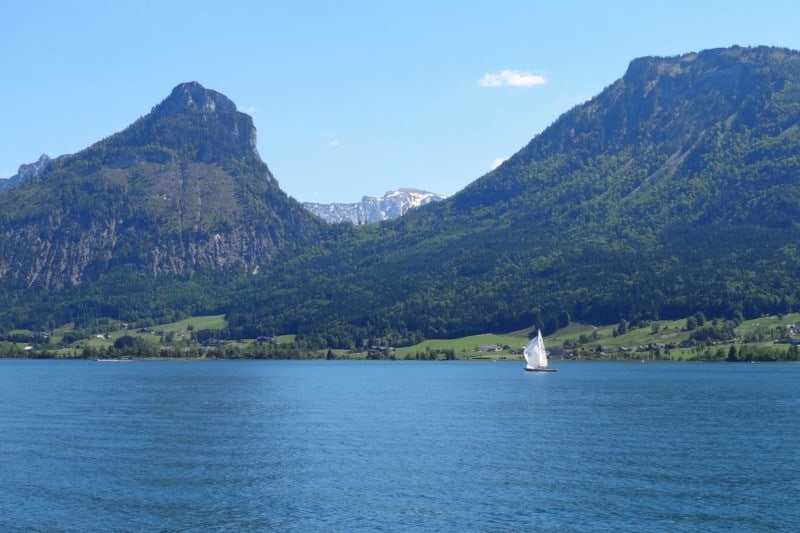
<box><xmin>491</xmin><ymin>157</ymin><xmax>507</xmax><ymax>171</ymax></box>
<box><xmin>238</xmin><ymin>105</ymin><xmax>257</xmax><ymax>114</ymax></box>
<box><xmin>479</xmin><ymin>70</ymin><xmax>547</xmax><ymax>88</ymax></box>
<box><xmin>329</xmin><ymin>139</ymin><xmax>342</xmax><ymax>148</ymax></box>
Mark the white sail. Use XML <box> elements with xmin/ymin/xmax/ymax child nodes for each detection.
<box><xmin>536</xmin><ymin>329</ymin><xmax>548</xmax><ymax>368</ymax></box>
<box><xmin>523</xmin><ymin>329</ymin><xmax>548</xmax><ymax>369</ymax></box>
<box><xmin>523</xmin><ymin>338</ymin><xmax>537</xmax><ymax>369</ymax></box>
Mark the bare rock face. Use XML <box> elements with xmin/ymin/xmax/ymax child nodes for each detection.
<box><xmin>159</xmin><ymin>82</ymin><xmax>236</xmax><ymax>115</ymax></box>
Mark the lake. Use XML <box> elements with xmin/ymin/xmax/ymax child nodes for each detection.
<box><xmin>1</xmin><ymin>360</ymin><xmax>798</xmax><ymax>531</ymax></box>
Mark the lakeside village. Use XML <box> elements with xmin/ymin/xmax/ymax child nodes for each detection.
<box><xmin>2</xmin><ymin>312</ymin><xmax>800</xmax><ymax>362</ymax></box>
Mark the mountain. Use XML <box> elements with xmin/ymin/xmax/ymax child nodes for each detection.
<box><xmin>4</xmin><ymin>47</ymin><xmax>800</xmax><ymax>346</ymax></box>
<box><xmin>0</xmin><ymin>154</ymin><xmax>51</xmax><ymax>192</ymax></box>
<box><xmin>0</xmin><ymin>82</ymin><xmax>321</xmax><ymax>295</ymax></box>
<box><xmin>303</xmin><ymin>188</ymin><xmax>446</xmax><ymax>224</ymax></box>
<box><xmin>226</xmin><ymin>46</ymin><xmax>800</xmax><ymax>344</ymax></box>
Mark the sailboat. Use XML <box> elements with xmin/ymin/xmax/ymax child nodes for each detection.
<box><xmin>523</xmin><ymin>329</ymin><xmax>557</xmax><ymax>372</ymax></box>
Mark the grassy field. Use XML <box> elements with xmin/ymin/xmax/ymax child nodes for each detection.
<box><xmin>155</xmin><ymin>315</ymin><xmax>226</xmax><ymax>332</ymax></box>
<box><xmin>393</xmin><ymin>332</ymin><xmax>528</xmax><ymax>359</ymax></box>
<box><xmin>53</xmin><ymin>315</ymin><xmax>228</xmax><ymax>354</ymax></box>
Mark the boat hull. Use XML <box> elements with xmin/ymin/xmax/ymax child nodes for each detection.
<box><xmin>524</xmin><ymin>366</ymin><xmax>558</xmax><ymax>372</ymax></box>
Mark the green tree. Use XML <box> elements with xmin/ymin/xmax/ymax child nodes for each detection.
<box><xmin>727</xmin><ymin>344</ymin><xmax>739</xmax><ymax>362</ymax></box>
<box><xmin>558</xmin><ymin>310</ymin><xmax>571</xmax><ymax>329</ymax></box>
<box><xmin>114</xmin><ymin>335</ymin><xmax>138</xmax><ymax>350</ymax></box>
<box><xmin>694</xmin><ymin>312</ymin><xmax>706</xmax><ymax>327</ymax></box>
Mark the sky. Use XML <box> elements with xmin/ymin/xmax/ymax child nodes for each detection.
<box><xmin>2</xmin><ymin>1</ymin><xmax>800</xmax><ymax>203</ymax></box>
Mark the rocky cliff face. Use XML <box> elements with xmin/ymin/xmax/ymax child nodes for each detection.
<box><xmin>303</xmin><ymin>188</ymin><xmax>446</xmax><ymax>224</ymax></box>
<box><xmin>0</xmin><ymin>82</ymin><xmax>321</xmax><ymax>291</ymax></box>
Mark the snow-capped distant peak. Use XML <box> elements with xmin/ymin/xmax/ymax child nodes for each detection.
<box><xmin>303</xmin><ymin>188</ymin><xmax>446</xmax><ymax>224</ymax></box>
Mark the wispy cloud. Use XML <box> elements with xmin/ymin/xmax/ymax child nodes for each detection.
<box><xmin>479</xmin><ymin>70</ymin><xmax>547</xmax><ymax>88</ymax></box>
<box><xmin>491</xmin><ymin>157</ymin><xmax>507</xmax><ymax>171</ymax></box>
<box><xmin>329</xmin><ymin>139</ymin><xmax>343</xmax><ymax>148</ymax></box>
<box><xmin>238</xmin><ymin>105</ymin><xmax>257</xmax><ymax>114</ymax></box>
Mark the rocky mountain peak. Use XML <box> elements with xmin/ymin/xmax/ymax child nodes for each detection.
<box><xmin>0</xmin><ymin>82</ymin><xmax>320</xmax><ymax>291</ymax></box>
<box><xmin>155</xmin><ymin>81</ymin><xmax>238</xmax><ymax>116</ymax></box>
<box><xmin>117</xmin><ymin>82</ymin><xmax>262</xmax><ymax>164</ymax></box>
<box><xmin>0</xmin><ymin>153</ymin><xmax>51</xmax><ymax>192</ymax></box>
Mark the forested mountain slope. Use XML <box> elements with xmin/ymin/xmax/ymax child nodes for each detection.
<box><xmin>0</xmin><ymin>83</ymin><xmax>321</xmax><ymax>288</ymax></box>
<box><xmin>226</xmin><ymin>46</ymin><xmax>800</xmax><ymax>344</ymax></box>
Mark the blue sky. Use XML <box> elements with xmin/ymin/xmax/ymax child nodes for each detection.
<box><xmin>2</xmin><ymin>1</ymin><xmax>799</xmax><ymax>203</ymax></box>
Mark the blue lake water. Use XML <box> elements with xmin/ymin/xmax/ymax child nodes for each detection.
<box><xmin>1</xmin><ymin>360</ymin><xmax>798</xmax><ymax>531</ymax></box>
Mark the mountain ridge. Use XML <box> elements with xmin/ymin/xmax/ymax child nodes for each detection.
<box><xmin>224</xmin><ymin>45</ymin><xmax>800</xmax><ymax>343</ymax></box>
